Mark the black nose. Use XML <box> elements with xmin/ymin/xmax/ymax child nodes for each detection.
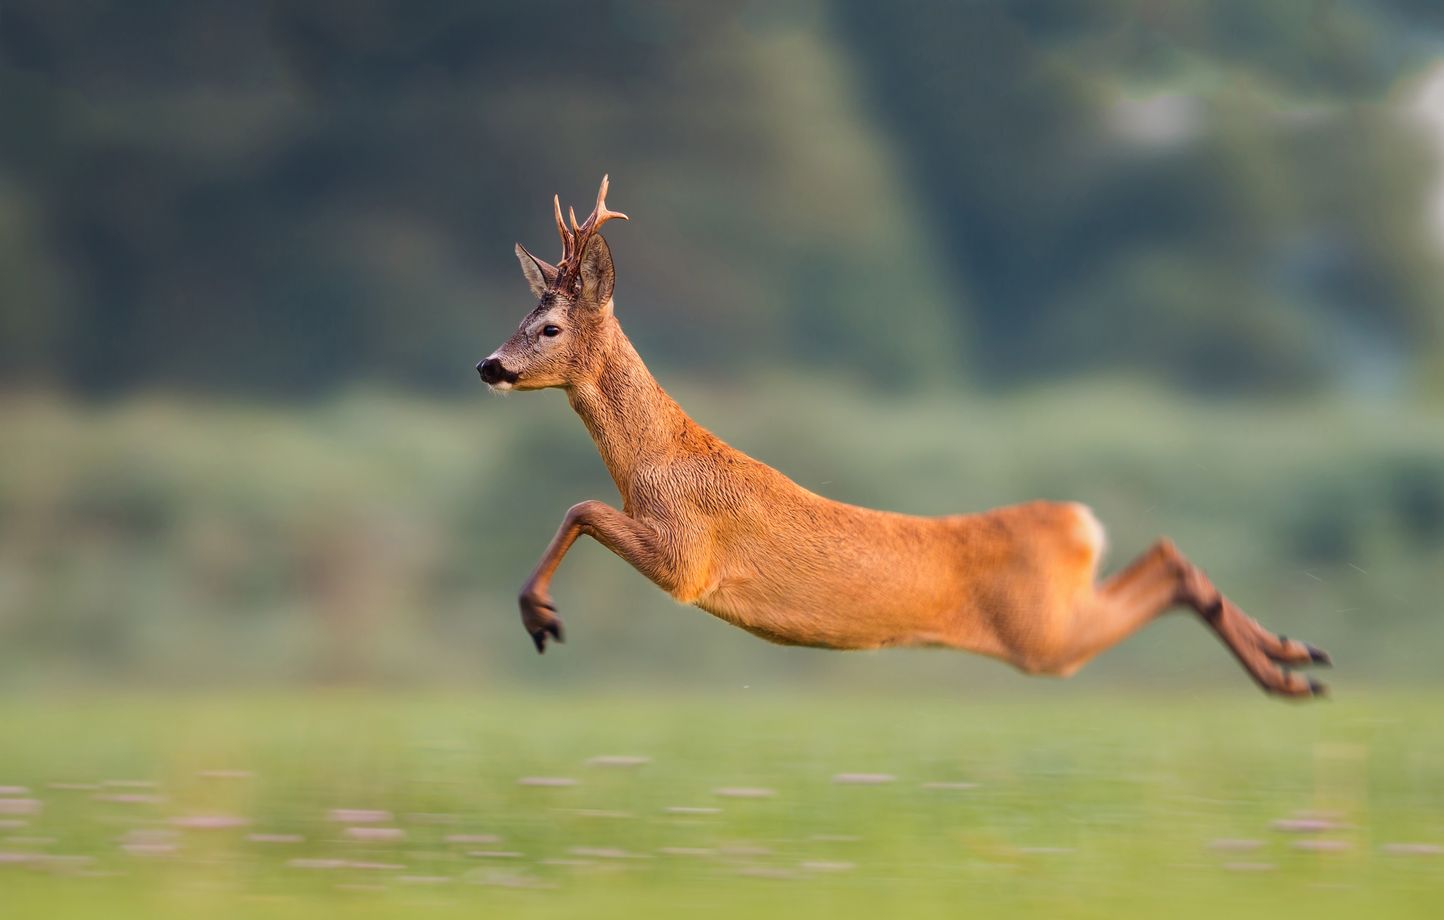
<box><xmin>477</xmin><ymin>358</ymin><xmax>505</xmax><ymax>384</ymax></box>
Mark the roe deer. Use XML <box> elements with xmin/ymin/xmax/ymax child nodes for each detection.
<box><xmin>476</xmin><ymin>176</ymin><xmax>1331</xmax><ymax>697</ymax></box>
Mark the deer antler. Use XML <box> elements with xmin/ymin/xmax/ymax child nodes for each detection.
<box><xmin>554</xmin><ymin>195</ymin><xmax>571</xmax><ymax>263</ymax></box>
<box><xmin>550</xmin><ymin>175</ymin><xmax>628</xmax><ymax>291</ymax></box>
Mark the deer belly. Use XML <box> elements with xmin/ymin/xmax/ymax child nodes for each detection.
<box><xmin>694</xmin><ymin>564</ymin><xmax>952</xmax><ymax>650</ymax></box>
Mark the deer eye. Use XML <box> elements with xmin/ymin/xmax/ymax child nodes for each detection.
<box><xmin>541</xmin><ymin>324</ymin><xmax>562</xmax><ymax>338</ymax></box>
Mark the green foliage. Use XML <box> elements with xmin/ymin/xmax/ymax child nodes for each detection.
<box><xmin>0</xmin><ymin>2</ymin><xmax>1441</xmax><ymax>395</ymax></box>
<box><xmin>1</xmin><ymin>388</ymin><xmax>1439</xmax><ymax>689</ymax></box>
<box><xmin>831</xmin><ymin>0</ymin><xmax>1444</xmax><ymax>391</ymax></box>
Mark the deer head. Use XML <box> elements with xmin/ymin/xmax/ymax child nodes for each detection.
<box><xmin>477</xmin><ymin>175</ymin><xmax>628</xmax><ymax>391</ymax></box>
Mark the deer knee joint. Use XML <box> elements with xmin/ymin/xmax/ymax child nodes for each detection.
<box><xmin>1153</xmin><ymin>538</ymin><xmax>1223</xmax><ymax>617</ymax></box>
<box><xmin>565</xmin><ymin>500</ymin><xmax>608</xmax><ymax>531</ymax></box>
<box><xmin>1150</xmin><ymin>537</ymin><xmax>1183</xmax><ymax>571</ymax></box>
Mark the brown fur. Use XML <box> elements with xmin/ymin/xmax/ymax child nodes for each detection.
<box><xmin>481</xmin><ymin>179</ymin><xmax>1331</xmax><ymax>698</ymax></box>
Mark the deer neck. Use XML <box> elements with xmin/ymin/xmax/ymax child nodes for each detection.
<box><xmin>566</xmin><ymin>322</ymin><xmax>688</xmax><ymax>504</ymax></box>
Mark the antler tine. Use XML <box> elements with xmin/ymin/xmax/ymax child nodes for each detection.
<box><xmin>587</xmin><ymin>173</ymin><xmax>629</xmax><ymax>230</ymax></box>
<box><xmin>592</xmin><ymin>202</ymin><xmax>629</xmax><ymax>226</ymax></box>
<box><xmin>570</xmin><ymin>175</ymin><xmax>629</xmax><ymax>242</ymax></box>
<box><xmin>553</xmin><ymin>194</ymin><xmax>573</xmax><ymax>264</ymax></box>
<box><xmin>547</xmin><ymin>175</ymin><xmax>629</xmax><ymax>284</ymax></box>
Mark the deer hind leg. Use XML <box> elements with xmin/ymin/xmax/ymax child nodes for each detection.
<box><xmin>1057</xmin><ymin>539</ymin><xmax>1330</xmax><ymax>698</ymax></box>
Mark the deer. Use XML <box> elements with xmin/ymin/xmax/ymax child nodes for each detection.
<box><xmin>475</xmin><ymin>176</ymin><xmax>1331</xmax><ymax>698</ymax></box>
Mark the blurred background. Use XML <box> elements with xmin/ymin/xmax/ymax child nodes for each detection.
<box><xmin>2</xmin><ymin>0</ymin><xmax>1442</xmax><ymax>693</ymax></box>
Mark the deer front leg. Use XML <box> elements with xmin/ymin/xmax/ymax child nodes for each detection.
<box><xmin>518</xmin><ymin>500</ymin><xmax>670</xmax><ymax>654</ymax></box>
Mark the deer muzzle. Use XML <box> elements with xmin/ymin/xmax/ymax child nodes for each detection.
<box><xmin>476</xmin><ymin>357</ymin><xmax>518</xmax><ymax>387</ymax></box>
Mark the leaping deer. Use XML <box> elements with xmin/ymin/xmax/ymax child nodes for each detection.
<box><xmin>476</xmin><ymin>176</ymin><xmax>1331</xmax><ymax>697</ymax></box>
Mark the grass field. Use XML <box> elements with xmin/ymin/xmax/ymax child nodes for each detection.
<box><xmin>1</xmin><ymin>691</ymin><xmax>1442</xmax><ymax>918</ymax></box>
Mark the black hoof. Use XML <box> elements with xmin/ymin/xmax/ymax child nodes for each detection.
<box><xmin>530</xmin><ymin>619</ymin><xmax>565</xmax><ymax>655</ymax></box>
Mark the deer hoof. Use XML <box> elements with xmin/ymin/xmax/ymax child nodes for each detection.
<box><xmin>519</xmin><ymin>592</ymin><xmax>566</xmax><ymax>655</ymax></box>
<box><xmin>1272</xmin><ymin>634</ymin><xmax>1332</xmax><ymax>668</ymax></box>
<box><xmin>1267</xmin><ymin>666</ymin><xmax>1328</xmax><ymax>701</ymax></box>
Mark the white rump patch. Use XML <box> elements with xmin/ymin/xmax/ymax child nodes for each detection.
<box><xmin>1068</xmin><ymin>502</ymin><xmax>1108</xmax><ymax>567</ymax></box>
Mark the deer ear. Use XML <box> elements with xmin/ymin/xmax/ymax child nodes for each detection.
<box><xmin>578</xmin><ymin>234</ymin><xmax>615</xmax><ymax>307</ymax></box>
<box><xmin>515</xmin><ymin>243</ymin><xmax>558</xmax><ymax>297</ymax></box>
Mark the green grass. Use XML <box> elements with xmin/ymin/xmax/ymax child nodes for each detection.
<box><xmin>1</xmin><ymin>692</ymin><xmax>1442</xmax><ymax>918</ymax></box>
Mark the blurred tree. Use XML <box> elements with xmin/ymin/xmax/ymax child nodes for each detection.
<box><xmin>831</xmin><ymin>0</ymin><xmax>1444</xmax><ymax>393</ymax></box>
<box><xmin>0</xmin><ymin>0</ymin><xmax>1440</xmax><ymax>396</ymax></box>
